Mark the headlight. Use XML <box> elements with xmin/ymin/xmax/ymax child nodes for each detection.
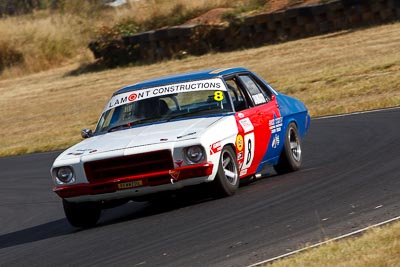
<box><xmin>184</xmin><ymin>146</ymin><xmax>205</xmax><ymax>164</ymax></box>
<box><xmin>54</xmin><ymin>166</ymin><xmax>75</xmax><ymax>184</ymax></box>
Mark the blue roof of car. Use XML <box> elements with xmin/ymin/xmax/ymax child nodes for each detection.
<box><xmin>114</xmin><ymin>67</ymin><xmax>249</xmax><ymax>95</ymax></box>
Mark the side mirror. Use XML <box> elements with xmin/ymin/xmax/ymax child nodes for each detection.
<box><xmin>81</xmin><ymin>129</ymin><xmax>93</xmax><ymax>139</ymax></box>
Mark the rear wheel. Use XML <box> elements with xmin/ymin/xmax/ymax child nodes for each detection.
<box><xmin>210</xmin><ymin>146</ymin><xmax>239</xmax><ymax>197</ymax></box>
<box><xmin>274</xmin><ymin>122</ymin><xmax>302</xmax><ymax>174</ymax></box>
<box><xmin>63</xmin><ymin>199</ymin><xmax>101</xmax><ymax>228</ymax></box>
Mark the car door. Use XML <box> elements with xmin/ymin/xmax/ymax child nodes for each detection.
<box><xmin>225</xmin><ymin>73</ymin><xmax>281</xmax><ymax>177</ymax></box>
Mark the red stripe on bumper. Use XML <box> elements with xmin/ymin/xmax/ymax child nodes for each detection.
<box><xmin>53</xmin><ymin>163</ymin><xmax>213</xmax><ymax>199</ymax></box>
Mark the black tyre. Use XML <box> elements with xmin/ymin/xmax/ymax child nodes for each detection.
<box><xmin>210</xmin><ymin>146</ymin><xmax>239</xmax><ymax>197</ymax></box>
<box><xmin>274</xmin><ymin>122</ymin><xmax>302</xmax><ymax>174</ymax></box>
<box><xmin>63</xmin><ymin>199</ymin><xmax>101</xmax><ymax>228</ymax></box>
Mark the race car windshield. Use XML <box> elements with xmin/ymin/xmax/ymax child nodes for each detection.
<box><xmin>95</xmin><ymin>88</ymin><xmax>233</xmax><ymax>134</ymax></box>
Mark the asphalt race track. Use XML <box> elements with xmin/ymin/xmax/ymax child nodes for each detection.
<box><xmin>1</xmin><ymin>108</ymin><xmax>399</xmax><ymax>267</ymax></box>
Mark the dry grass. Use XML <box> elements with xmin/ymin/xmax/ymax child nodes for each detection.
<box><xmin>0</xmin><ymin>0</ymin><xmax>255</xmax><ymax>79</ymax></box>
<box><xmin>0</xmin><ymin>12</ymin><xmax>94</xmax><ymax>79</ymax></box>
<box><xmin>1</xmin><ymin>2</ymin><xmax>398</xmax><ymax>265</ymax></box>
<box><xmin>114</xmin><ymin>0</ymin><xmax>241</xmax><ymax>23</ymax></box>
<box><xmin>266</xmin><ymin>220</ymin><xmax>400</xmax><ymax>267</ymax></box>
<box><xmin>0</xmin><ymin>22</ymin><xmax>399</xmax><ymax>156</ymax></box>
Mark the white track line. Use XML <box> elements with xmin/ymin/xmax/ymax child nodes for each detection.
<box><xmin>313</xmin><ymin>106</ymin><xmax>400</xmax><ymax>120</ymax></box>
<box><xmin>248</xmin><ymin>215</ymin><xmax>400</xmax><ymax>267</ymax></box>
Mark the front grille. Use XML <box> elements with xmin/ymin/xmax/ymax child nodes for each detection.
<box><xmin>84</xmin><ymin>150</ymin><xmax>173</xmax><ymax>182</ymax></box>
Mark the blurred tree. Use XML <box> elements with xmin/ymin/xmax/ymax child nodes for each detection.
<box><xmin>0</xmin><ymin>0</ymin><xmax>44</xmax><ymax>16</ymax></box>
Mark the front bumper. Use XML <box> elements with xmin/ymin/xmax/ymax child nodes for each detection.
<box><xmin>53</xmin><ymin>163</ymin><xmax>213</xmax><ymax>201</ymax></box>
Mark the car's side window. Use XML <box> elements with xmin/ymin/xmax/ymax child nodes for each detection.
<box><xmin>238</xmin><ymin>75</ymin><xmax>271</xmax><ymax>106</ymax></box>
<box><xmin>225</xmin><ymin>78</ymin><xmax>249</xmax><ymax>111</ymax></box>
<box><xmin>251</xmin><ymin>75</ymin><xmax>273</xmax><ymax>101</ymax></box>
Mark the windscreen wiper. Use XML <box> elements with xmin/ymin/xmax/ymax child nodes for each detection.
<box><xmin>107</xmin><ymin>123</ymin><xmax>131</xmax><ymax>133</ymax></box>
<box><xmin>166</xmin><ymin>108</ymin><xmax>215</xmax><ymax>121</ymax></box>
<box><xmin>107</xmin><ymin>117</ymin><xmax>162</xmax><ymax>132</ymax></box>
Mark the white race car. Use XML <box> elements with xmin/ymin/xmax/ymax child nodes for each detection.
<box><xmin>51</xmin><ymin>67</ymin><xmax>310</xmax><ymax>227</ymax></box>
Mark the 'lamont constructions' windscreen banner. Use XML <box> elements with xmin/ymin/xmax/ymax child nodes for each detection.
<box><xmin>104</xmin><ymin>78</ymin><xmax>226</xmax><ymax>111</ymax></box>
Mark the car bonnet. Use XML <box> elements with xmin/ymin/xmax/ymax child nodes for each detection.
<box><xmin>57</xmin><ymin>116</ymin><xmax>226</xmax><ymax>160</ymax></box>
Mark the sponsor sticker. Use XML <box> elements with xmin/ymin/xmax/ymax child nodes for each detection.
<box><xmin>239</xmin><ymin>162</ymin><xmax>244</xmax><ymax>170</ymax></box>
<box><xmin>210</xmin><ymin>141</ymin><xmax>222</xmax><ymax>155</ymax></box>
<box><xmin>237</xmin><ymin>112</ymin><xmax>245</xmax><ymax>119</ymax></box>
<box><xmin>271</xmin><ymin>134</ymin><xmax>280</xmax><ymax>149</ymax></box>
<box><xmin>236</xmin><ymin>135</ymin><xmax>244</xmax><ymax>151</ymax></box>
<box><xmin>237</xmin><ymin>151</ymin><xmax>244</xmax><ymax>161</ymax></box>
<box><xmin>169</xmin><ymin>170</ymin><xmax>180</xmax><ymax>181</ymax></box>
<box><xmin>269</xmin><ymin>117</ymin><xmax>283</xmax><ymax>133</ymax></box>
<box><xmin>175</xmin><ymin>160</ymin><xmax>183</xmax><ymax>167</ymax></box>
<box><xmin>252</xmin><ymin>93</ymin><xmax>266</xmax><ymax>105</ymax></box>
<box><xmin>105</xmin><ymin>78</ymin><xmax>226</xmax><ymax>112</ymax></box>
<box><xmin>240</xmin><ymin>169</ymin><xmax>248</xmax><ymax>176</ymax></box>
<box><xmin>239</xmin><ymin>118</ymin><xmax>254</xmax><ymax>133</ymax></box>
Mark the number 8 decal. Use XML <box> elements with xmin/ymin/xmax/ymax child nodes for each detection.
<box><xmin>242</xmin><ymin>132</ymin><xmax>255</xmax><ymax>169</ymax></box>
<box><xmin>246</xmin><ymin>139</ymin><xmax>252</xmax><ymax>165</ymax></box>
<box><xmin>214</xmin><ymin>91</ymin><xmax>224</xmax><ymax>101</ymax></box>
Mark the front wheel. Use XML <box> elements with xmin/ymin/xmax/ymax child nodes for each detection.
<box><xmin>210</xmin><ymin>146</ymin><xmax>239</xmax><ymax>198</ymax></box>
<box><xmin>63</xmin><ymin>199</ymin><xmax>101</xmax><ymax>228</ymax></box>
<box><xmin>274</xmin><ymin>122</ymin><xmax>302</xmax><ymax>174</ymax></box>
